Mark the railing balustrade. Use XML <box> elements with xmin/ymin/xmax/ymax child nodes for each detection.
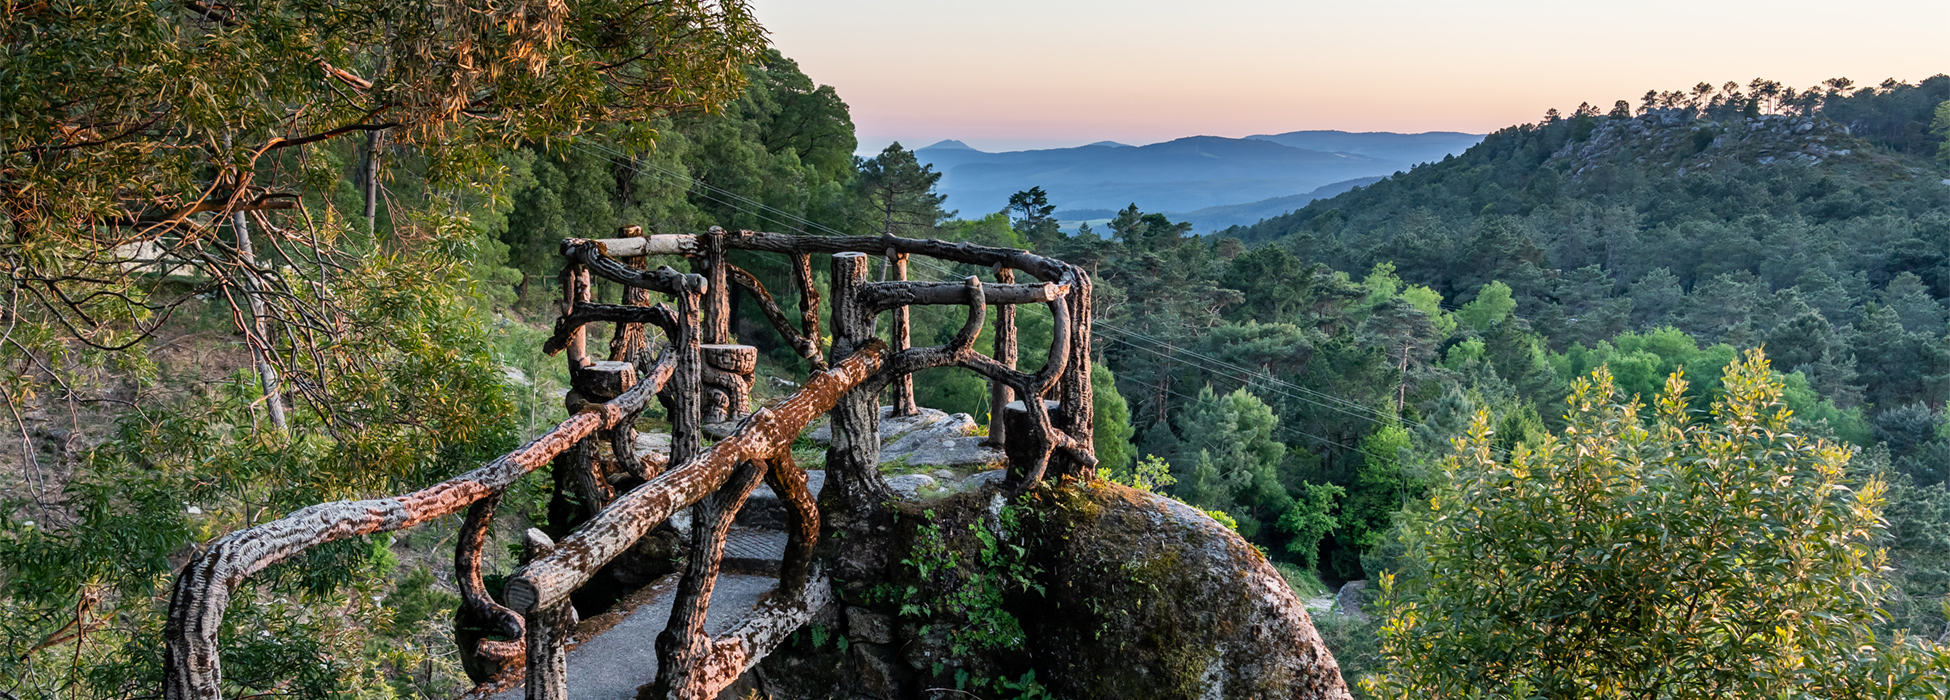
<box><xmin>162</xmin><ymin>227</ymin><xmax>1097</xmax><ymax>700</ymax></box>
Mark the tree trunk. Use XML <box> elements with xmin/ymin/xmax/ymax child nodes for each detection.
<box><xmin>986</xmin><ymin>265</ymin><xmax>1017</xmax><ymax>447</ymax></box>
<box><xmin>652</xmin><ymin>459</ymin><xmax>766</xmax><ymax>699</ymax></box>
<box><xmin>1052</xmin><ymin>274</ymin><xmax>1094</xmax><ymax>479</ymax></box>
<box><xmin>695</xmin><ymin>228</ymin><xmax>733</xmax><ymax>422</ymax></box>
<box><xmin>825</xmin><ymin>252</ymin><xmax>891</xmax><ymax>519</ymax></box>
<box><xmin>232</xmin><ymin>203</ymin><xmax>287</xmax><ymax>431</ymax></box>
<box><xmin>885</xmin><ymin>249</ymin><xmax>916</xmax><ymax>416</ymax></box>
<box><xmin>363</xmin><ymin>130</ymin><xmax>381</xmax><ymax>233</ymax></box>
<box><xmin>523</xmin><ymin>529</ymin><xmax>575</xmax><ymax>700</ymax></box>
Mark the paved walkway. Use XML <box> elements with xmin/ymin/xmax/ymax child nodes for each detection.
<box><xmin>477</xmin><ymin>467</ymin><xmax>828</xmax><ymax>700</ymax></box>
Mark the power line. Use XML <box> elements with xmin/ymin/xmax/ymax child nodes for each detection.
<box><xmin>561</xmin><ymin>139</ymin><xmax>1467</xmax><ymax>461</ymax></box>
<box><xmin>1148</xmin><ymin>377</ymin><xmax>1391</xmax><ymax>465</ymax></box>
<box><xmin>1094</xmin><ymin>321</ymin><xmax>1410</xmax><ymax>428</ymax></box>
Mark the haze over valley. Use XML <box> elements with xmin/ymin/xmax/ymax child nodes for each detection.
<box><xmin>914</xmin><ymin>130</ymin><xmax>1483</xmax><ymax>231</ymax></box>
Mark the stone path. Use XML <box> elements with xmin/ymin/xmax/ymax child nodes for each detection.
<box><xmin>471</xmin><ymin>429</ymin><xmax>1005</xmax><ymax>700</ymax></box>
<box><xmin>480</xmin><ymin>572</ymin><xmax>788</xmax><ymax>700</ymax></box>
<box><xmin>471</xmin><ymin>450</ymin><xmax>838</xmax><ymax>700</ymax></box>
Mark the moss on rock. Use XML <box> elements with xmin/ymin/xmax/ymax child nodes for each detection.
<box><xmin>1017</xmin><ymin>480</ymin><xmax>1352</xmax><ymax>700</ymax></box>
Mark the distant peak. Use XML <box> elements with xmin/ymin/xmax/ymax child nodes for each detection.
<box><xmin>921</xmin><ymin>139</ymin><xmax>975</xmax><ymax>151</ymax></box>
<box><xmin>1084</xmin><ymin>140</ymin><xmax>1132</xmax><ymax>148</ymax></box>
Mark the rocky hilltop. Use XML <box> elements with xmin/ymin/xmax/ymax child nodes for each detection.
<box><xmin>1550</xmin><ymin>109</ymin><xmax>1869</xmax><ymax>180</ymax></box>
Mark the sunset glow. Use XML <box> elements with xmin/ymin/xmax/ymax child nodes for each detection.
<box><xmin>753</xmin><ymin>0</ymin><xmax>1950</xmax><ymax>151</ymax></box>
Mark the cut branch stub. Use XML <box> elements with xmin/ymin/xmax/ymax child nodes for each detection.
<box><xmin>594</xmin><ymin>233</ymin><xmax>698</xmax><ymax>258</ymax></box>
<box><xmin>701</xmin><ymin>344</ymin><xmax>758</xmax><ymax>374</ymax></box>
<box><xmin>701</xmin><ymin>344</ymin><xmax>757</xmax><ymax>422</ymax></box>
<box><xmin>574</xmin><ymin>360</ymin><xmax>637</xmax><ymax>401</ymax></box>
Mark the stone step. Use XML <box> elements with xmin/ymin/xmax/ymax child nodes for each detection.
<box><xmin>472</xmin><ymin>569</ymin><xmax>831</xmax><ymax>700</ymax></box>
<box><xmin>721</xmin><ymin>527</ymin><xmax>789</xmax><ymax>576</ymax></box>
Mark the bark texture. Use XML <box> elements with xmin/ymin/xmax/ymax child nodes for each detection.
<box><xmin>885</xmin><ymin>250</ymin><xmax>916</xmax><ymax>417</ymax></box>
<box><xmin>455</xmin><ymin>493</ymin><xmax>524</xmax><ymax>683</ymax></box>
<box><xmin>523</xmin><ymin>529</ymin><xmax>577</xmax><ymax>700</ymax></box>
<box><xmin>985</xmin><ymin>265</ymin><xmax>1017</xmax><ymax>448</ymax></box>
<box><xmin>651</xmin><ymin>459</ymin><xmax>767</xmax><ymax>698</ymax></box>
<box><xmin>822</xmin><ymin>253</ymin><xmax>892</xmax><ymax>524</ymax></box>
<box><xmin>503</xmin><ymin>340</ymin><xmax>885</xmax><ymax>614</ymax></box>
<box><xmin>162</xmin><ymin>350</ymin><xmax>675</xmax><ymax>700</ymax></box>
<box><xmin>166</xmin><ymin>227</ymin><xmax>1105</xmax><ymax>700</ymax></box>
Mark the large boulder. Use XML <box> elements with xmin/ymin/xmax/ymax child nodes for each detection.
<box><xmin>806</xmin><ymin>405</ymin><xmax>1005</xmax><ymax>470</ymax></box>
<box><xmin>1018</xmin><ymin>481</ymin><xmax>1353</xmax><ymax>700</ymax></box>
<box><xmin>806</xmin><ymin>405</ymin><xmax>954</xmax><ymax>444</ymax></box>
<box><xmin>753</xmin><ymin>479</ymin><xmax>1351</xmax><ymax>700</ymax></box>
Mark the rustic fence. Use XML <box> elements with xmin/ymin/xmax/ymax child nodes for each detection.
<box><xmin>162</xmin><ymin>228</ymin><xmax>1096</xmax><ymax>700</ymax></box>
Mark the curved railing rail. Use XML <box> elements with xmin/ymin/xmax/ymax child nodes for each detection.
<box><xmin>162</xmin><ymin>227</ymin><xmax>1097</xmax><ymax>700</ymax></box>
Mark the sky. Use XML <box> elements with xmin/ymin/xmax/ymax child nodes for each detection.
<box><xmin>749</xmin><ymin>0</ymin><xmax>1950</xmax><ymax>153</ymax></box>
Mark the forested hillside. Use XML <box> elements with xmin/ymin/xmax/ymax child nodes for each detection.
<box><xmin>1230</xmin><ymin>78</ymin><xmax>1950</xmax><ymax>417</ymax></box>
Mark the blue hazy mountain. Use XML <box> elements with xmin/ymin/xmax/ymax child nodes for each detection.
<box><xmin>1244</xmin><ymin>130</ymin><xmax>1485</xmax><ymax>167</ymax></box>
<box><xmin>914</xmin><ymin>131</ymin><xmax>1481</xmax><ymax>217</ymax></box>
<box><xmin>1054</xmin><ymin>176</ymin><xmax>1385</xmax><ymax>234</ymax></box>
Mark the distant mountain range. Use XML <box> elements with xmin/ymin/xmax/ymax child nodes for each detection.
<box><xmin>1054</xmin><ymin>176</ymin><xmax>1385</xmax><ymax>234</ymax></box>
<box><xmin>914</xmin><ymin>130</ymin><xmax>1483</xmax><ymax>231</ymax></box>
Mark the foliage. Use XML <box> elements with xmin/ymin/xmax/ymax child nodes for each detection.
<box><xmin>1933</xmin><ymin>100</ymin><xmax>1950</xmax><ymax>161</ymax></box>
<box><xmin>1312</xmin><ymin>611</ymin><xmax>1383</xmax><ymax>699</ymax></box>
<box><xmin>1090</xmin><ymin>364</ymin><xmax>1136</xmax><ymax>478</ymax></box>
<box><xmin>1273</xmin><ymin>562</ymin><xmax>1330</xmax><ymax>597</ymax></box>
<box><xmin>1164</xmin><ymin>386</ymin><xmax>1289</xmax><ymax>538</ymax></box>
<box><xmin>0</xmin><ymin>3</ymin><xmax>767</xmax><ymax>698</ymax></box>
<box><xmin>1367</xmin><ymin>350</ymin><xmax>1950</xmax><ymax>698</ymax></box>
<box><xmin>1231</xmin><ymin>79</ymin><xmax>1950</xmax><ymax>414</ymax></box>
<box><xmin>854</xmin><ymin>142</ymin><xmax>949</xmax><ymax>237</ymax></box>
<box><xmin>1</xmin><ymin>0</ymin><xmax>765</xmax><ymax>375</ymax></box>
<box><xmin>1275</xmin><ymin>481</ymin><xmax>1342</xmax><ymax>570</ymax></box>
<box><xmin>886</xmin><ymin>506</ymin><xmax>1051</xmax><ymax>699</ymax></box>
<box><xmin>0</xmin><ymin>235</ymin><xmax>519</xmax><ymax>696</ymax></box>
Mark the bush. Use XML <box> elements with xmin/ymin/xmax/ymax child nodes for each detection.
<box><xmin>1367</xmin><ymin>349</ymin><xmax>1950</xmax><ymax>699</ymax></box>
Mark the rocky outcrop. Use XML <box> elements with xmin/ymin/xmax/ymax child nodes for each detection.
<box><xmin>753</xmin><ymin>479</ymin><xmax>1352</xmax><ymax>700</ymax></box>
<box><xmin>1548</xmin><ymin>110</ymin><xmax>1867</xmax><ymax>181</ymax></box>
<box><xmin>1334</xmin><ymin>580</ymin><xmax>1369</xmax><ymax>622</ymax></box>
<box><xmin>806</xmin><ymin>405</ymin><xmax>1005</xmax><ymax>470</ymax></box>
<box><xmin>1018</xmin><ymin>482</ymin><xmax>1353</xmax><ymax>700</ymax></box>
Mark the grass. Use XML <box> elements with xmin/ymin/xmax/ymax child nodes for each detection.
<box><xmin>1274</xmin><ymin>562</ymin><xmax>1332</xmax><ymax>598</ymax></box>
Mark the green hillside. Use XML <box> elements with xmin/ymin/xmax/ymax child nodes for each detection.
<box><xmin>1229</xmin><ymin>78</ymin><xmax>1950</xmax><ymax>414</ymax></box>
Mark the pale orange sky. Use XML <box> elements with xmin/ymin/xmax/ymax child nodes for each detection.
<box><xmin>750</xmin><ymin>0</ymin><xmax>1950</xmax><ymax>152</ymax></box>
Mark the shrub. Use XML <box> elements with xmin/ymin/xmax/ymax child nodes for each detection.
<box><xmin>1367</xmin><ymin>350</ymin><xmax>1949</xmax><ymax>699</ymax></box>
